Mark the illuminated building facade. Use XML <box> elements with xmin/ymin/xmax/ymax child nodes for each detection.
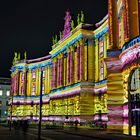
<box><xmin>9</xmin><ymin>0</ymin><xmax>140</xmax><ymax>136</ymax></box>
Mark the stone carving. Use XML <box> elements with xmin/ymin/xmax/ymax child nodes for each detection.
<box><xmin>62</xmin><ymin>10</ymin><xmax>72</xmax><ymax>39</ymax></box>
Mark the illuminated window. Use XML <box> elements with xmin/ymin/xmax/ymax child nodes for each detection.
<box><xmin>32</xmin><ymin>70</ymin><xmax>36</xmax><ymax>79</ymax></box>
<box><xmin>21</xmin><ymin>73</ymin><xmax>24</xmax><ymax>81</ymax></box>
<box><xmin>100</xmin><ymin>61</ymin><xmax>104</xmax><ymax>80</ymax></box>
<box><xmin>32</xmin><ymin>84</ymin><xmax>36</xmax><ymax>95</ymax></box>
<box><xmin>42</xmin><ymin>84</ymin><xmax>44</xmax><ymax>94</ymax></box>
<box><xmin>130</xmin><ymin>68</ymin><xmax>140</xmax><ymax>91</ymax></box>
<box><xmin>0</xmin><ymin>90</ymin><xmax>2</xmax><ymax>96</ymax></box>
<box><xmin>129</xmin><ymin>68</ymin><xmax>140</xmax><ymax>129</ymax></box>
<box><xmin>43</xmin><ymin>70</ymin><xmax>45</xmax><ymax>78</ymax></box>
<box><xmin>6</xmin><ymin>91</ymin><xmax>10</xmax><ymax>96</ymax></box>
<box><xmin>99</xmin><ymin>37</ymin><xmax>104</xmax><ymax>58</ymax></box>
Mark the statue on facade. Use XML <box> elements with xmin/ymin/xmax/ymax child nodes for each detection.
<box><xmin>12</xmin><ymin>52</ymin><xmax>18</xmax><ymax>64</ymax></box>
<box><xmin>62</xmin><ymin>10</ymin><xmax>72</xmax><ymax>39</ymax></box>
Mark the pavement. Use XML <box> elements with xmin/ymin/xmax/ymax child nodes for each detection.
<box><xmin>1</xmin><ymin>124</ymin><xmax>140</xmax><ymax>140</ymax></box>
<box><xmin>56</xmin><ymin>127</ymin><xmax>140</xmax><ymax>140</ymax></box>
<box><xmin>0</xmin><ymin>125</ymin><xmax>38</xmax><ymax>140</ymax></box>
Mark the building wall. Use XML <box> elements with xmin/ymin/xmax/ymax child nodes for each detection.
<box><xmin>9</xmin><ymin>0</ymin><xmax>140</xmax><ymax>136</ymax></box>
<box><xmin>0</xmin><ymin>79</ymin><xmax>10</xmax><ymax>122</ymax></box>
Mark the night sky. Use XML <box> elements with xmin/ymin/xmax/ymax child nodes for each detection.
<box><xmin>0</xmin><ymin>0</ymin><xmax>108</xmax><ymax>78</ymax></box>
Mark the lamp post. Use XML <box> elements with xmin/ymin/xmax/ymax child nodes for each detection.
<box><xmin>38</xmin><ymin>69</ymin><xmax>43</xmax><ymax>140</ymax></box>
<box><xmin>9</xmin><ymin>93</ymin><xmax>13</xmax><ymax>131</ymax></box>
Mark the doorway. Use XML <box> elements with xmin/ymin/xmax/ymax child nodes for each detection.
<box><xmin>129</xmin><ymin>68</ymin><xmax>140</xmax><ymax>136</ymax></box>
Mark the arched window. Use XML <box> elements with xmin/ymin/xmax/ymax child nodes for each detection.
<box><xmin>128</xmin><ymin>68</ymin><xmax>140</xmax><ymax>136</ymax></box>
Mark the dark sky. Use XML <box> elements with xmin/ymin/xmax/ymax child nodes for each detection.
<box><xmin>0</xmin><ymin>0</ymin><xmax>108</xmax><ymax>78</ymax></box>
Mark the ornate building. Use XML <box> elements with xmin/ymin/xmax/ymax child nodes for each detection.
<box><xmin>9</xmin><ymin>0</ymin><xmax>140</xmax><ymax>136</ymax></box>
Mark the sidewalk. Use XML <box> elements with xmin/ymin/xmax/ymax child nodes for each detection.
<box><xmin>57</xmin><ymin>127</ymin><xmax>140</xmax><ymax>140</ymax></box>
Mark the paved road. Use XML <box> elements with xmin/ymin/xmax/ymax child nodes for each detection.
<box><xmin>0</xmin><ymin>126</ymin><xmax>102</xmax><ymax>140</ymax></box>
<box><xmin>0</xmin><ymin>126</ymin><xmax>36</xmax><ymax>140</ymax></box>
<box><xmin>28</xmin><ymin>128</ymin><xmax>98</xmax><ymax>140</ymax></box>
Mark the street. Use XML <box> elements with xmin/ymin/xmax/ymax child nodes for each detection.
<box><xmin>0</xmin><ymin>126</ymin><xmax>102</xmax><ymax>140</ymax></box>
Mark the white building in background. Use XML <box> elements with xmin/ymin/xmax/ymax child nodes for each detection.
<box><xmin>0</xmin><ymin>77</ymin><xmax>10</xmax><ymax>122</ymax></box>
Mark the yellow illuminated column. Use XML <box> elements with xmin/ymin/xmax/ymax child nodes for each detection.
<box><xmin>77</xmin><ymin>42</ymin><xmax>80</xmax><ymax>81</ymax></box>
<box><xmin>47</xmin><ymin>65</ymin><xmax>51</xmax><ymax>93</ymax></box>
<box><xmin>106</xmin><ymin>34</ymin><xmax>110</xmax><ymax>49</ymax></box>
<box><xmin>37</xmin><ymin>68</ymin><xmax>41</xmax><ymax>95</ymax></box>
<box><xmin>45</xmin><ymin>65</ymin><xmax>51</xmax><ymax>94</ymax></box>
<box><xmin>35</xmin><ymin>68</ymin><xmax>39</xmax><ymax>96</ymax></box>
<box><xmin>95</xmin><ymin>39</ymin><xmax>99</xmax><ymax>82</ymax></box>
<box><xmin>27</xmin><ymin>69</ymin><xmax>32</xmax><ymax>96</ymax></box>
<box><xmin>88</xmin><ymin>39</ymin><xmax>94</xmax><ymax>81</ymax></box>
<box><xmin>56</xmin><ymin>54</ymin><xmax>60</xmax><ymax>87</ymax></box>
<box><xmin>104</xmin><ymin>34</ymin><xmax>107</xmax><ymax>79</ymax></box>
<box><xmin>74</xmin><ymin>45</ymin><xmax>77</xmax><ymax>83</ymax></box>
<box><xmin>45</xmin><ymin>66</ymin><xmax>48</xmax><ymax>94</ymax></box>
<box><xmin>83</xmin><ymin>40</ymin><xmax>87</xmax><ymax>81</ymax></box>
<box><xmin>79</xmin><ymin>39</ymin><xmax>84</xmax><ymax>81</ymax></box>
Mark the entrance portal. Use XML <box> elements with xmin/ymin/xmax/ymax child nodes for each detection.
<box><xmin>129</xmin><ymin>68</ymin><xmax>140</xmax><ymax>136</ymax></box>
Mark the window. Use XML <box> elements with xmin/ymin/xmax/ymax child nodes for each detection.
<box><xmin>0</xmin><ymin>101</ymin><xmax>2</xmax><ymax>107</ymax></box>
<box><xmin>42</xmin><ymin>84</ymin><xmax>44</xmax><ymax>94</ymax></box>
<box><xmin>32</xmin><ymin>70</ymin><xmax>36</xmax><ymax>79</ymax></box>
<box><xmin>21</xmin><ymin>73</ymin><xmax>24</xmax><ymax>81</ymax></box>
<box><xmin>100</xmin><ymin>61</ymin><xmax>104</xmax><ymax>80</ymax></box>
<box><xmin>6</xmin><ymin>91</ymin><xmax>10</xmax><ymax>96</ymax></box>
<box><xmin>43</xmin><ymin>70</ymin><xmax>45</xmax><ymax>78</ymax></box>
<box><xmin>32</xmin><ymin>84</ymin><xmax>36</xmax><ymax>96</ymax></box>
<box><xmin>0</xmin><ymin>90</ymin><xmax>2</xmax><ymax>96</ymax></box>
<box><xmin>99</xmin><ymin>37</ymin><xmax>104</xmax><ymax>58</ymax></box>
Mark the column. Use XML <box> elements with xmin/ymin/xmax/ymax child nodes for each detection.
<box><xmin>47</xmin><ymin>65</ymin><xmax>51</xmax><ymax>93</ymax></box>
<box><xmin>57</xmin><ymin>55</ymin><xmax>60</xmax><ymax>87</ymax></box>
<box><xmin>59</xmin><ymin>53</ymin><xmax>63</xmax><ymax>86</ymax></box>
<box><xmin>27</xmin><ymin>69</ymin><xmax>31</xmax><ymax>96</ymax></box>
<box><xmin>83</xmin><ymin>40</ymin><xmax>88</xmax><ymax>81</ymax></box>
<box><xmin>21</xmin><ymin>68</ymin><xmax>26</xmax><ymax>96</ymax></box>
<box><xmin>67</xmin><ymin>49</ymin><xmax>71</xmax><ymax>84</ymax></box>
<box><xmin>95</xmin><ymin>39</ymin><xmax>99</xmax><ymax>82</ymax></box>
<box><xmin>104</xmin><ymin>34</ymin><xmax>107</xmax><ymax>79</ymax></box>
<box><xmin>77</xmin><ymin>43</ymin><xmax>80</xmax><ymax>81</ymax></box>
<box><xmin>18</xmin><ymin>71</ymin><xmax>22</xmax><ymax>95</ymax></box>
<box><xmin>54</xmin><ymin>58</ymin><xmax>57</xmax><ymax>88</ymax></box>
<box><xmin>79</xmin><ymin>39</ymin><xmax>84</xmax><ymax>81</ymax></box>
<box><xmin>74</xmin><ymin>45</ymin><xmax>77</xmax><ymax>83</ymax></box>
<box><xmin>69</xmin><ymin>46</ymin><xmax>74</xmax><ymax>84</ymax></box>
<box><xmin>16</xmin><ymin>69</ymin><xmax>19</xmax><ymax>96</ymax></box>
<box><xmin>88</xmin><ymin>39</ymin><xmax>94</xmax><ymax>81</ymax></box>
<box><xmin>63</xmin><ymin>53</ymin><xmax>67</xmax><ymax>86</ymax></box>
<box><xmin>45</xmin><ymin>66</ymin><xmax>48</xmax><ymax>94</ymax></box>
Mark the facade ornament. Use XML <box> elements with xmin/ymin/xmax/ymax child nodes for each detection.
<box><xmin>62</xmin><ymin>10</ymin><xmax>72</xmax><ymax>39</ymax></box>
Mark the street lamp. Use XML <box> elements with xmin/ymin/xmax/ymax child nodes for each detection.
<box><xmin>9</xmin><ymin>93</ymin><xmax>13</xmax><ymax>131</ymax></box>
<box><xmin>38</xmin><ymin>69</ymin><xmax>43</xmax><ymax>140</ymax></box>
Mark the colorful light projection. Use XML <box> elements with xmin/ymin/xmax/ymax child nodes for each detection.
<box><xmin>117</xmin><ymin>0</ymin><xmax>129</xmax><ymax>48</ymax></box>
<box><xmin>9</xmin><ymin>1</ymin><xmax>140</xmax><ymax>135</ymax></box>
